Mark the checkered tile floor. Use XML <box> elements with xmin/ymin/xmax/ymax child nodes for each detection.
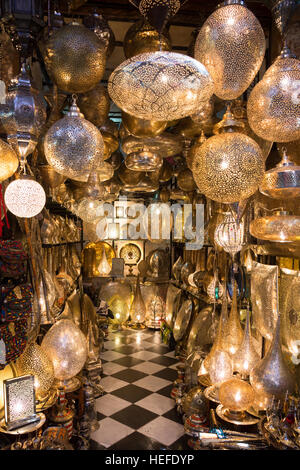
<box><xmin>90</xmin><ymin>328</ymin><xmax>189</xmax><ymax>450</ymax></box>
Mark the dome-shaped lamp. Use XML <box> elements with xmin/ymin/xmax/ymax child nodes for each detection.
<box><xmin>41</xmin><ymin>319</ymin><xmax>88</xmax><ymax>393</ymax></box>
<box><xmin>217</xmin><ymin>378</ymin><xmax>257</xmax><ymax>425</ymax></box>
<box><xmin>44</xmin><ymin>96</ymin><xmax>104</xmax><ymax>182</ymax></box>
<box><xmin>194</xmin><ymin>0</ymin><xmax>266</xmax><ymax>100</ymax></box>
<box><xmin>108</xmin><ymin>51</ymin><xmax>214</xmax><ymax>121</ymax></box>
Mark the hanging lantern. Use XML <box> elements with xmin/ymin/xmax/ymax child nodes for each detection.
<box><xmin>0</xmin><ymin>139</ymin><xmax>18</xmax><ymax>182</ymax></box>
<box><xmin>5</xmin><ymin>175</ymin><xmax>46</xmax><ymax>218</ymax></box>
<box><xmin>129</xmin><ymin>0</ymin><xmax>188</xmax><ymax>34</ymax></box>
<box><xmin>130</xmin><ymin>275</ymin><xmax>146</xmax><ymax>324</ymax></box>
<box><xmin>44</xmin><ymin>97</ymin><xmax>104</xmax><ymax>182</ymax></box>
<box><xmin>0</xmin><ymin>64</ymin><xmax>47</xmax><ymax>159</ymax></box>
<box><xmin>77</xmin><ymin>83</ymin><xmax>110</xmax><ymax>128</ymax></box>
<box><xmin>192</xmin><ymin>107</ymin><xmax>265</xmax><ymax>204</ymax></box>
<box><xmin>250</xmin><ymin>316</ymin><xmax>296</xmax><ymax>408</ymax></box>
<box><xmin>214</xmin><ymin>212</ymin><xmax>244</xmax><ymax>257</ymax></box>
<box><xmin>247</xmin><ymin>47</ymin><xmax>300</xmax><ymax>143</ymax></box>
<box><xmin>208</xmin><ymin>350</ymin><xmax>233</xmax><ymax>386</ymax></box>
<box><xmin>186</xmin><ymin>131</ymin><xmax>206</xmax><ymax>170</ymax></box>
<box><xmin>0</xmin><ymin>28</ymin><xmax>20</xmax><ymax>90</ymax></box>
<box><xmin>204</xmin><ymin>291</ymin><xmax>228</xmax><ymax>372</ymax></box>
<box><xmin>125</xmin><ymin>151</ymin><xmax>163</xmax><ymax>172</ymax></box>
<box><xmin>16</xmin><ymin>342</ymin><xmax>54</xmax><ymax>401</ymax></box>
<box><xmin>259</xmin><ymin>148</ymin><xmax>300</xmax><ymax>199</ymax></box>
<box><xmin>76</xmin><ymin>171</ymin><xmax>106</xmax><ymax>223</ymax></box>
<box><xmin>41</xmin><ymin>319</ymin><xmax>88</xmax><ymax>393</ymax></box>
<box><xmin>231</xmin><ymin>99</ymin><xmax>273</xmax><ymax>161</ymax></box>
<box><xmin>194</xmin><ymin>0</ymin><xmax>266</xmax><ymax>100</ymax></box>
<box><xmin>83</xmin><ymin>11</ymin><xmax>115</xmax><ymax>58</ymax></box>
<box><xmin>232</xmin><ymin>308</ymin><xmax>260</xmax><ymax>378</ymax></box>
<box><xmin>250</xmin><ymin>211</ymin><xmax>300</xmax><ymax>243</ymax></box>
<box><xmin>124</xmin><ymin>19</ymin><xmax>171</xmax><ymax>59</ymax></box>
<box><xmin>97</xmin><ymin>246</ymin><xmax>112</xmax><ymax>277</ymax></box>
<box><xmin>108</xmin><ymin>51</ymin><xmax>214</xmax><ymax>121</ymax></box>
<box><xmin>42</xmin><ymin>22</ymin><xmax>106</xmax><ymax>93</ymax></box>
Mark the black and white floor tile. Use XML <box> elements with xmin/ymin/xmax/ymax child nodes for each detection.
<box><xmin>90</xmin><ymin>328</ymin><xmax>189</xmax><ymax>450</ymax></box>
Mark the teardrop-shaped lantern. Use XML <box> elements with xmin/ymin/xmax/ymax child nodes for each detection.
<box><xmin>192</xmin><ymin>107</ymin><xmax>265</xmax><ymax>203</ymax></box>
<box><xmin>108</xmin><ymin>51</ymin><xmax>214</xmax><ymax>121</ymax></box>
<box><xmin>130</xmin><ymin>0</ymin><xmax>187</xmax><ymax>34</ymax></box>
<box><xmin>44</xmin><ymin>97</ymin><xmax>104</xmax><ymax>181</ymax></box>
<box><xmin>232</xmin><ymin>307</ymin><xmax>260</xmax><ymax>378</ymax></box>
<box><xmin>250</xmin><ymin>315</ymin><xmax>296</xmax><ymax>408</ymax></box>
<box><xmin>247</xmin><ymin>47</ymin><xmax>300</xmax><ymax>143</ymax></box>
<box><xmin>194</xmin><ymin>0</ymin><xmax>266</xmax><ymax>100</ymax></box>
<box><xmin>130</xmin><ymin>275</ymin><xmax>146</xmax><ymax>324</ymax></box>
<box><xmin>98</xmin><ymin>246</ymin><xmax>112</xmax><ymax>277</ymax></box>
<box><xmin>259</xmin><ymin>148</ymin><xmax>300</xmax><ymax>199</ymax></box>
<box><xmin>222</xmin><ymin>281</ymin><xmax>243</xmax><ymax>356</ymax></box>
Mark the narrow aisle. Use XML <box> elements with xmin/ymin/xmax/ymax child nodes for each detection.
<box><xmin>90</xmin><ymin>328</ymin><xmax>188</xmax><ymax>450</ymax></box>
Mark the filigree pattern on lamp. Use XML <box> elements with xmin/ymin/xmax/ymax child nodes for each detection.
<box><xmin>247</xmin><ymin>54</ymin><xmax>300</xmax><ymax>143</ymax></box>
<box><xmin>194</xmin><ymin>3</ymin><xmax>265</xmax><ymax>100</ymax></box>
<box><xmin>4</xmin><ymin>177</ymin><xmax>46</xmax><ymax>218</ymax></box>
<box><xmin>108</xmin><ymin>51</ymin><xmax>214</xmax><ymax>121</ymax></box>
<box><xmin>192</xmin><ymin>133</ymin><xmax>264</xmax><ymax>203</ymax></box>
<box><xmin>0</xmin><ymin>139</ymin><xmax>18</xmax><ymax>183</ymax></box>
<box><xmin>250</xmin><ymin>212</ymin><xmax>300</xmax><ymax>243</ymax></box>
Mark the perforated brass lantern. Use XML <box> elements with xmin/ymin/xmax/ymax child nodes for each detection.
<box><xmin>98</xmin><ymin>246</ymin><xmax>112</xmax><ymax>277</ymax></box>
<box><xmin>232</xmin><ymin>309</ymin><xmax>260</xmax><ymax>378</ymax></box>
<box><xmin>125</xmin><ymin>151</ymin><xmax>163</xmax><ymax>172</ymax></box>
<box><xmin>78</xmin><ymin>84</ymin><xmax>110</xmax><ymax>128</ymax></box>
<box><xmin>250</xmin><ymin>316</ymin><xmax>296</xmax><ymax>408</ymax></box>
<box><xmin>83</xmin><ymin>11</ymin><xmax>115</xmax><ymax>58</ymax></box>
<box><xmin>100</xmin><ymin>280</ymin><xmax>133</xmax><ymax>324</ymax></box>
<box><xmin>259</xmin><ymin>149</ymin><xmax>300</xmax><ymax>199</ymax></box>
<box><xmin>108</xmin><ymin>51</ymin><xmax>214</xmax><ymax>121</ymax></box>
<box><xmin>44</xmin><ymin>97</ymin><xmax>104</xmax><ymax>182</ymax></box>
<box><xmin>209</xmin><ymin>350</ymin><xmax>233</xmax><ymax>385</ymax></box>
<box><xmin>76</xmin><ymin>171</ymin><xmax>106</xmax><ymax>223</ymax></box>
<box><xmin>130</xmin><ymin>0</ymin><xmax>187</xmax><ymax>33</ymax></box>
<box><xmin>247</xmin><ymin>48</ymin><xmax>300</xmax><ymax>143</ymax></box>
<box><xmin>5</xmin><ymin>176</ymin><xmax>46</xmax><ymax>218</ymax></box>
<box><xmin>218</xmin><ymin>378</ymin><xmax>255</xmax><ymax>423</ymax></box>
<box><xmin>124</xmin><ymin>19</ymin><xmax>171</xmax><ymax>59</ymax></box>
<box><xmin>192</xmin><ymin>109</ymin><xmax>265</xmax><ymax>204</ymax></box>
<box><xmin>194</xmin><ymin>0</ymin><xmax>266</xmax><ymax>100</ymax></box>
<box><xmin>223</xmin><ymin>282</ymin><xmax>243</xmax><ymax>356</ymax></box>
<box><xmin>16</xmin><ymin>342</ymin><xmax>54</xmax><ymax>401</ymax></box>
<box><xmin>0</xmin><ymin>139</ymin><xmax>18</xmax><ymax>182</ymax></box>
<box><xmin>41</xmin><ymin>319</ymin><xmax>88</xmax><ymax>393</ymax></box>
<box><xmin>0</xmin><ymin>29</ymin><xmax>20</xmax><ymax>89</ymax></box>
<box><xmin>130</xmin><ymin>275</ymin><xmax>146</xmax><ymax>324</ymax></box>
<box><xmin>214</xmin><ymin>212</ymin><xmax>244</xmax><ymax>257</ymax></box>
<box><xmin>250</xmin><ymin>211</ymin><xmax>300</xmax><ymax>243</ymax></box>
<box><xmin>42</xmin><ymin>22</ymin><xmax>106</xmax><ymax>93</ymax></box>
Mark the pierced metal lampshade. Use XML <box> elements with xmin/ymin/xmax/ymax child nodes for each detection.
<box><xmin>194</xmin><ymin>0</ymin><xmax>266</xmax><ymax>100</ymax></box>
<box><xmin>209</xmin><ymin>350</ymin><xmax>233</xmax><ymax>386</ymax></box>
<box><xmin>108</xmin><ymin>51</ymin><xmax>214</xmax><ymax>121</ymax></box>
<box><xmin>0</xmin><ymin>29</ymin><xmax>20</xmax><ymax>89</ymax></box>
<box><xmin>77</xmin><ymin>83</ymin><xmax>110</xmax><ymax>128</ymax></box>
<box><xmin>247</xmin><ymin>49</ymin><xmax>300</xmax><ymax>143</ymax></box>
<box><xmin>214</xmin><ymin>212</ymin><xmax>244</xmax><ymax>257</ymax></box>
<box><xmin>125</xmin><ymin>151</ymin><xmax>163</xmax><ymax>172</ymax></box>
<box><xmin>130</xmin><ymin>275</ymin><xmax>146</xmax><ymax>324</ymax></box>
<box><xmin>0</xmin><ymin>64</ymin><xmax>47</xmax><ymax>159</ymax></box>
<box><xmin>250</xmin><ymin>211</ymin><xmax>300</xmax><ymax>243</ymax></box>
<box><xmin>232</xmin><ymin>308</ymin><xmax>260</xmax><ymax>378</ymax></box>
<box><xmin>16</xmin><ymin>342</ymin><xmax>54</xmax><ymax>400</ymax></box>
<box><xmin>44</xmin><ymin>97</ymin><xmax>104</xmax><ymax>181</ymax></box>
<box><xmin>122</xmin><ymin>133</ymin><xmax>183</xmax><ymax>158</ymax></box>
<box><xmin>99</xmin><ymin>280</ymin><xmax>133</xmax><ymax>324</ymax></box>
<box><xmin>192</xmin><ymin>109</ymin><xmax>264</xmax><ymax>204</ymax></box>
<box><xmin>219</xmin><ymin>378</ymin><xmax>255</xmax><ymax>412</ymax></box>
<box><xmin>124</xmin><ymin>19</ymin><xmax>171</xmax><ymax>59</ymax></box>
<box><xmin>260</xmin><ymin>148</ymin><xmax>300</xmax><ymax>199</ymax></box>
<box><xmin>250</xmin><ymin>315</ymin><xmax>296</xmax><ymax>408</ymax></box>
<box><xmin>0</xmin><ymin>139</ymin><xmax>18</xmax><ymax>182</ymax></box>
<box><xmin>41</xmin><ymin>319</ymin><xmax>88</xmax><ymax>392</ymax></box>
<box><xmin>222</xmin><ymin>282</ymin><xmax>243</xmax><ymax>356</ymax></box>
<box><xmin>130</xmin><ymin>0</ymin><xmax>187</xmax><ymax>33</ymax></box>
<box><xmin>83</xmin><ymin>12</ymin><xmax>115</xmax><ymax>58</ymax></box>
<box><xmin>5</xmin><ymin>176</ymin><xmax>46</xmax><ymax>218</ymax></box>
<box><xmin>42</xmin><ymin>22</ymin><xmax>106</xmax><ymax>93</ymax></box>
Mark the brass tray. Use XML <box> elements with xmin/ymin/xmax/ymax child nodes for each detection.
<box><xmin>173</xmin><ymin>299</ymin><xmax>193</xmax><ymax>342</ymax></box>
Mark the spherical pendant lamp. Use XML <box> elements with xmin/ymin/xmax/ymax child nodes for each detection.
<box><xmin>44</xmin><ymin>97</ymin><xmax>104</xmax><ymax>182</ymax></box>
<box><xmin>42</xmin><ymin>22</ymin><xmax>106</xmax><ymax>93</ymax></box>
<box><xmin>108</xmin><ymin>51</ymin><xmax>214</xmax><ymax>121</ymax></box>
<box><xmin>192</xmin><ymin>109</ymin><xmax>265</xmax><ymax>204</ymax></box>
<box><xmin>0</xmin><ymin>139</ymin><xmax>18</xmax><ymax>182</ymax></box>
<box><xmin>5</xmin><ymin>175</ymin><xmax>46</xmax><ymax>218</ymax></box>
<box><xmin>194</xmin><ymin>0</ymin><xmax>266</xmax><ymax>100</ymax></box>
<box><xmin>247</xmin><ymin>48</ymin><xmax>300</xmax><ymax>143</ymax></box>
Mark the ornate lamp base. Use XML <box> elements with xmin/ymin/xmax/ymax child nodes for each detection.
<box><xmin>55</xmin><ymin>376</ymin><xmax>82</xmax><ymax>394</ymax></box>
<box><xmin>0</xmin><ymin>413</ymin><xmax>46</xmax><ymax>435</ymax></box>
<box><xmin>204</xmin><ymin>384</ymin><xmax>220</xmax><ymax>404</ymax></box>
<box><xmin>216</xmin><ymin>405</ymin><xmax>260</xmax><ymax>426</ymax></box>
